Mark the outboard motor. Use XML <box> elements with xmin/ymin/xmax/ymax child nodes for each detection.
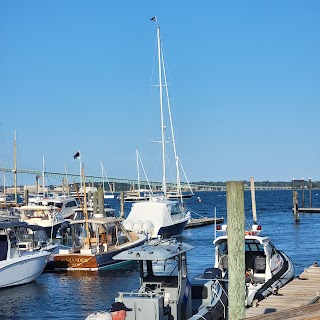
<box><xmin>203</xmin><ymin>267</ymin><xmax>222</xmax><ymax>280</ymax></box>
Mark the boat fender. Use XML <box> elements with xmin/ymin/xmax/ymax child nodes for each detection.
<box><xmin>123</xmin><ymin>220</ymin><xmax>134</xmax><ymax>231</ymax></box>
<box><xmin>142</xmin><ymin>220</ymin><xmax>154</xmax><ymax>235</ymax></box>
<box><xmin>133</xmin><ymin>220</ymin><xmax>143</xmax><ymax>234</ymax></box>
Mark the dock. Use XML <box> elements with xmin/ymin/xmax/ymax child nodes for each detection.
<box><xmin>297</xmin><ymin>207</ymin><xmax>320</xmax><ymax>214</ymax></box>
<box><xmin>185</xmin><ymin>217</ymin><xmax>224</xmax><ymax>228</ymax></box>
<box><xmin>245</xmin><ymin>264</ymin><xmax>320</xmax><ymax>319</ymax></box>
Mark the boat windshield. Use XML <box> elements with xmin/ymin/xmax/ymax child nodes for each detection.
<box><xmin>245</xmin><ymin>239</ymin><xmax>264</xmax><ymax>253</ymax></box>
<box><xmin>141</xmin><ymin>258</ymin><xmax>179</xmax><ymax>287</ymax></box>
<box><xmin>171</xmin><ymin>204</ymin><xmax>181</xmax><ymax>215</ymax></box>
<box><xmin>217</xmin><ymin>239</ymin><xmax>265</xmax><ymax>255</ymax></box>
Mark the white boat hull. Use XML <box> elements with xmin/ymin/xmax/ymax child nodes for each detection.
<box><xmin>0</xmin><ymin>251</ymin><xmax>50</xmax><ymax>288</ymax></box>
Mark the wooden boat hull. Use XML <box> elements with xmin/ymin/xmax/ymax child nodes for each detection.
<box><xmin>46</xmin><ymin>237</ymin><xmax>146</xmax><ymax>271</ymax></box>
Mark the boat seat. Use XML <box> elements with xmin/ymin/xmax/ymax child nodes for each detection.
<box><xmin>219</xmin><ymin>255</ymin><xmax>228</xmax><ymax>271</ymax></box>
<box><xmin>254</xmin><ymin>256</ymin><xmax>266</xmax><ymax>274</ymax></box>
<box><xmin>0</xmin><ymin>236</ymin><xmax>8</xmax><ymax>261</ymax></box>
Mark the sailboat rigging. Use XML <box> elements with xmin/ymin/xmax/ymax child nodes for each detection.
<box><xmin>123</xmin><ymin>18</ymin><xmax>190</xmax><ymax>239</ymax></box>
<box><xmin>101</xmin><ymin>161</ymin><xmax>115</xmax><ymax>199</ymax></box>
<box><xmin>152</xmin><ymin>17</ymin><xmax>193</xmax><ymax>200</ymax></box>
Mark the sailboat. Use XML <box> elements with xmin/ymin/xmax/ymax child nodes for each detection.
<box><xmin>123</xmin><ymin>18</ymin><xmax>190</xmax><ymax>239</ymax></box>
<box><xmin>101</xmin><ymin>162</ymin><xmax>115</xmax><ymax>199</ymax></box>
<box><xmin>122</xmin><ymin>150</ymin><xmax>155</xmax><ymax>202</ymax></box>
<box><xmin>150</xmin><ymin>18</ymin><xmax>193</xmax><ymax>200</ymax></box>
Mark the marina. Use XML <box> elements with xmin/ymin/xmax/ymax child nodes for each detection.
<box><xmin>0</xmin><ymin>190</ymin><xmax>319</xmax><ymax>319</ymax></box>
<box><xmin>1</xmin><ymin>2</ymin><xmax>319</xmax><ymax>319</ymax></box>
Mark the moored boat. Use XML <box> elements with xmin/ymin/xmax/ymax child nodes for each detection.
<box><xmin>214</xmin><ymin>223</ymin><xmax>294</xmax><ymax>307</ymax></box>
<box><xmin>123</xmin><ymin>195</ymin><xmax>190</xmax><ymax>239</ymax></box>
<box><xmin>17</xmin><ymin>204</ymin><xmax>70</xmax><ymax>239</ymax></box>
<box><xmin>0</xmin><ymin>221</ymin><xmax>51</xmax><ymax>288</ymax></box>
<box><xmin>31</xmin><ymin>196</ymin><xmax>79</xmax><ymax>219</ymax></box>
<box><xmin>86</xmin><ymin>237</ymin><xmax>228</xmax><ymax>320</ymax></box>
<box><xmin>46</xmin><ymin>216</ymin><xmax>147</xmax><ymax>271</ymax></box>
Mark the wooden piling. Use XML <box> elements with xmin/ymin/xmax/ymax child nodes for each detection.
<box><xmin>120</xmin><ymin>191</ymin><xmax>125</xmax><ymax>218</ymax></box>
<box><xmin>98</xmin><ymin>187</ymin><xmax>104</xmax><ymax>215</ymax></box>
<box><xmin>24</xmin><ymin>189</ymin><xmax>29</xmax><ymax>205</ymax></box>
<box><xmin>301</xmin><ymin>178</ymin><xmax>305</xmax><ymax>208</ymax></box>
<box><xmin>309</xmin><ymin>177</ymin><xmax>312</xmax><ymax>208</ymax></box>
<box><xmin>250</xmin><ymin>177</ymin><xmax>257</xmax><ymax>224</ymax></box>
<box><xmin>93</xmin><ymin>191</ymin><xmax>98</xmax><ymax>215</ymax></box>
<box><xmin>293</xmin><ymin>191</ymin><xmax>300</xmax><ymax>222</ymax></box>
<box><xmin>226</xmin><ymin>181</ymin><xmax>246</xmax><ymax>320</ymax></box>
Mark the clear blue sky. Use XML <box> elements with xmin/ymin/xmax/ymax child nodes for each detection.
<box><xmin>0</xmin><ymin>1</ymin><xmax>319</xmax><ymax>187</ymax></box>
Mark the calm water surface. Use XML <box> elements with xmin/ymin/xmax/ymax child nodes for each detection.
<box><xmin>1</xmin><ymin>190</ymin><xmax>320</xmax><ymax>319</ymax></box>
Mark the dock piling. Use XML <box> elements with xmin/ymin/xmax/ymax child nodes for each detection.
<box><xmin>226</xmin><ymin>180</ymin><xmax>246</xmax><ymax>320</ymax></box>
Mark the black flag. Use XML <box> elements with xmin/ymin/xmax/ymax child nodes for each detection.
<box><xmin>150</xmin><ymin>16</ymin><xmax>156</xmax><ymax>22</ymax></box>
<box><xmin>73</xmin><ymin>151</ymin><xmax>80</xmax><ymax>160</ymax></box>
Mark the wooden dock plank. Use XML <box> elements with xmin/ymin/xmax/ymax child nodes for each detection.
<box><xmin>245</xmin><ymin>265</ymin><xmax>320</xmax><ymax>319</ymax></box>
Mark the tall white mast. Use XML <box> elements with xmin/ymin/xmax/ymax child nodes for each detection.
<box><xmin>136</xmin><ymin>150</ymin><xmax>141</xmax><ymax>191</ymax></box>
<box><xmin>14</xmin><ymin>130</ymin><xmax>17</xmax><ymax>204</ymax></box>
<box><xmin>42</xmin><ymin>156</ymin><xmax>45</xmax><ymax>196</ymax></box>
<box><xmin>154</xmin><ymin>18</ymin><xmax>167</xmax><ymax>195</ymax></box>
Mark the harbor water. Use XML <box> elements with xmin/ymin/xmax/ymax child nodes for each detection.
<box><xmin>1</xmin><ymin>189</ymin><xmax>320</xmax><ymax>319</ymax></box>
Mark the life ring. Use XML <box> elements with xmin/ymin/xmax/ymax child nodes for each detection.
<box><xmin>245</xmin><ymin>231</ymin><xmax>252</xmax><ymax>235</ymax></box>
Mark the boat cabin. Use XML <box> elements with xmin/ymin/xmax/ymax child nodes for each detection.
<box><xmin>214</xmin><ymin>233</ymin><xmax>284</xmax><ymax>284</ymax></box>
<box><xmin>113</xmin><ymin>238</ymin><xmax>195</xmax><ymax>320</ymax></box>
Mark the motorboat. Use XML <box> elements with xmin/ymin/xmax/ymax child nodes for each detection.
<box><xmin>121</xmin><ymin>189</ymin><xmax>153</xmax><ymax>202</ymax></box>
<box><xmin>0</xmin><ymin>221</ymin><xmax>51</xmax><ymax>288</ymax></box>
<box><xmin>31</xmin><ymin>196</ymin><xmax>79</xmax><ymax>219</ymax></box>
<box><xmin>214</xmin><ymin>223</ymin><xmax>294</xmax><ymax>307</ymax></box>
<box><xmin>123</xmin><ymin>195</ymin><xmax>190</xmax><ymax>239</ymax></box>
<box><xmin>166</xmin><ymin>190</ymin><xmax>194</xmax><ymax>199</ymax></box>
<box><xmin>17</xmin><ymin>204</ymin><xmax>70</xmax><ymax>239</ymax></box>
<box><xmin>72</xmin><ymin>205</ymin><xmax>115</xmax><ymax>221</ymax></box>
<box><xmin>45</xmin><ymin>216</ymin><xmax>147</xmax><ymax>271</ymax></box>
<box><xmin>15</xmin><ymin>222</ymin><xmax>60</xmax><ymax>252</ymax></box>
<box><xmin>85</xmin><ymin>238</ymin><xmax>228</xmax><ymax>320</ymax></box>
<box><xmin>0</xmin><ymin>207</ymin><xmax>20</xmax><ymax>222</ymax></box>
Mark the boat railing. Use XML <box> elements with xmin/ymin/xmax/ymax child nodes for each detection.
<box><xmin>118</xmin><ymin>287</ymin><xmax>165</xmax><ymax>299</ymax></box>
<box><xmin>211</xmin><ymin>278</ymin><xmax>228</xmax><ymax>319</ymax></box>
